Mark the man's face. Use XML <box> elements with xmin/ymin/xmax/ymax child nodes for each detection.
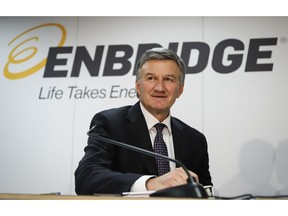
<box><xmin>135</xmin><ymin>59</ymin><xmax>184</xmax><ymax>119</ymax></box>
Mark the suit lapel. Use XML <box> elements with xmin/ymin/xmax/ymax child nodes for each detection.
<box><xmin>171</xmin><ymin>118</ymin><xmax>185</xmax><ymax>167</ymax></box>
<box><xmin>126</xmin><ymin>102</ymin><xmax>158</xmax><ymax>175</ymax></box>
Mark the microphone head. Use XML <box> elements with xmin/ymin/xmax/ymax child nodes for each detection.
<box><xmin>150</xmin><ymin>183</ymin><xmax>208</xmax><ymax>198</ymax></box>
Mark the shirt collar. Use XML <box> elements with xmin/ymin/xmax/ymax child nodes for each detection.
<box><xmin>139</xmin><ymin>102</ymin><xmax>172</xmax><ymax>134</ymax></box>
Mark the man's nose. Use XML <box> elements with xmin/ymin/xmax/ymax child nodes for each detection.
<box><xmin>154</xmin><ymin>80</ymin><xmax>165</xmax><ymax>91</ymax></box>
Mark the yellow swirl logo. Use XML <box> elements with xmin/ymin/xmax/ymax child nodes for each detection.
<box><xmin>4</xmin><ymin>23</ymin><xmax>66</xmax><ymax>79</ymax></box>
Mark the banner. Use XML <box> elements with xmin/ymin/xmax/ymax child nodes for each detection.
<box><xmin>0</xmin><ymin>17</ymin><xmax>287</xmax><ymax>196</ymax></box>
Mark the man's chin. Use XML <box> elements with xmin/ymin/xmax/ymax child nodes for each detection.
<box><xmin>150</xmin><ymin>105</ymin><xmax>169</xmax><ymax>113</ymax></box>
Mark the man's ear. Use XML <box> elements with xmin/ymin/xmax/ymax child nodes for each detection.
<box><xmin>177</xmin><ymin>84</ymin><xmax>184</xmax><ymax>98</ymax></box>
<box><xmin>135</xmin><ymin>80</ymin><xmax>140</xmax><ymax>97</ymax></box>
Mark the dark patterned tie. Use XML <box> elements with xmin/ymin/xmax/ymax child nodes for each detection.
<box><xmin>153</xmin><ymin>123</ymin><xmax>170</xmax><ymax>176</ymax></box>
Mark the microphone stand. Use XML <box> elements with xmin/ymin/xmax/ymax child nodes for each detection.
<box><xmin>87</xmin><ymin>129</ymin><xmax>208</xmax><ymax>198</ymax></box>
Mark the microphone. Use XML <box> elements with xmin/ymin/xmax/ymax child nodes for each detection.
<box><xmin>87</xmin><ymin>124</ymin><xmax>208</xmax><ymax>198</ymax></box>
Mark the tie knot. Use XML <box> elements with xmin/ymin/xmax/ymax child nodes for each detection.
<box><xmin>155</xmin><ymin>123</ymin><xmax>165</xmax><ymax>134</ymax></box>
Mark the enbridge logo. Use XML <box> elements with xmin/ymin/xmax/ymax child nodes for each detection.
<box><xmin>3</xmin><ymin>22</ymin><xmax>280</xmax><ymax>80</ymax></box>
<box><xmin>4</xmin><ymin>23</ymin><xmax>66</xmax><ymax>80</ymax></box>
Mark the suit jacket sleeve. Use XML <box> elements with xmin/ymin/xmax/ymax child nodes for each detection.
<box><xmin>74</xmin><ymin>103</ymin><xmax>155</xmax><ymax>195</ymax></box>
<box><xmin>172</xmin><ymin>117</ymin><xmax>213</xmax><ymax>187</ymax></box>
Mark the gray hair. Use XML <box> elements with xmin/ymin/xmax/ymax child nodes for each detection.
<box><xmin>135</xmin><ymin>47</ymin><xmax>186</xmax><ymax>84</ymax></box>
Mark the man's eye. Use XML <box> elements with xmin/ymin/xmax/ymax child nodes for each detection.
<box><xmin>165</xmin><ymin>77</ymin><xmax>175</xmax><ymax>82</ymax></box>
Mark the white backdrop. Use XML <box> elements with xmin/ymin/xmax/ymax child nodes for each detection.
<box><xmin>0</xmin><ymin>17</ymin><xmax>287</xmax><ymax>197</ymax></box>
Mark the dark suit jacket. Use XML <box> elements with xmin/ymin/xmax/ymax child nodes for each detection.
<box><xmin>74</xmin><ymin>101</ymin><xmax>212</xmax><ymax>195</ymax></box>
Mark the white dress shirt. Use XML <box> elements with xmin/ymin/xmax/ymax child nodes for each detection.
<box><xmin>130</xmin><ymin>102</ymin><xmax>176</xmax><ymax>192</ymax></box>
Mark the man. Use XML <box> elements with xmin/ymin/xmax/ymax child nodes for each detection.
<box><xmin>74</xmin><ymin>47</ymin><xmax>213</xmax><ymax>195</ymax></box>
